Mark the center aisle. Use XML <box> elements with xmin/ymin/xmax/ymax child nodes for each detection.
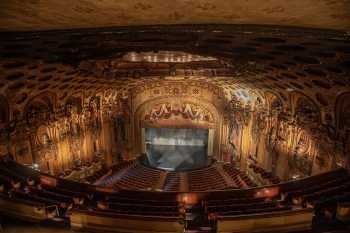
<box><xmin>180</xmin><ymin>172</ymin><xmax>190</xmax><ymax>192</ymax></box>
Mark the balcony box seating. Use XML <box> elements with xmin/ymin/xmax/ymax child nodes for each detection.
<box><xmin>70</xmin><ymin>209</ymin><xmax>183</xmax><ymax>233</ymax></box>
<box><xmin>280</xmin><ymin>168</ymin><xmax>348</xmax><ymax>199</ymax></box>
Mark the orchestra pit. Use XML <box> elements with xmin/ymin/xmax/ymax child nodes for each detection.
<box><xmin>0</xmin><ymin>1</ymin><xmax>350</xmax><ymax>233</ymax></box>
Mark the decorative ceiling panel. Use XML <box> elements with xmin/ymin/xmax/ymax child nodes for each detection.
<box><xmin>0</xmin><ymin>0</ymin><xmax>349</xmax><ymax>31</ymax></box>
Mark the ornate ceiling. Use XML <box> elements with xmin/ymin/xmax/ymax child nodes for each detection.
<box><xmin>0</xmin><ymin>25</ymin><xmax>349</xmax><ymax>113</ymax></box>
<box><xmin>0</xmin><ymin>0</ymin><xmax>350</xmax><ymax>31</ymax></box>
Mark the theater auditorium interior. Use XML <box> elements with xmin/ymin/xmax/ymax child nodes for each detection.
<box><xmin>0</xmin><ymin>1</ymin><xmax>350</xmax><ymax>233</ymax></box>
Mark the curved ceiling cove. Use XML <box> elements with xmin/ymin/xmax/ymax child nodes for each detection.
<box><xmin>0</xmin><ymin>25</ymin><xmax>349</xmax><ymax>180</ymax></box>
<box><xmin>0</xmin><ymin>0</ymin><xmax>350</xmax><ymax>31</ymax></box>
<box><xmin>0</xmin><ymin>25</ymin><xmax>349</xmax><ymax>109</ymax></box>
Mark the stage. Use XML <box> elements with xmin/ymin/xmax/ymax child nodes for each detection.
<box><xmin>143</xmin><ymin>128</ymin><xmax>210</xmax><ymax>171</ymax></box>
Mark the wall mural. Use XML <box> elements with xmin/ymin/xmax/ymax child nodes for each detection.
<box><xmin>224</xmin><ymin>91</ymin><xmax>348</xmax><ymax>180</ymax></box>
<box><xmin>0</xmin><ymin>95</ymin><xmax>9</xmax><ymax>157</ymax></box>
<box><xmin>1</xmin><ymin>81</ymin><xmax>349</xmax><ymax>180</ymax></box>
<box><xmin>0</xmin><ymin>91</ymin><xmax>123</xmax><ymax>175</ymax></box>
<box><xmin>226</xmin><ymin>94</ymin><xmax>244</xmax><ymax>162</ymax></box>
<box><xmin>336</xmin><ymin>92</ymin><xmax>350</xmax><ymax>168</ymax></box>
<box><xmin>144</xmin><ymin>102</ymin><xmax>214</xmax><ymax>123</ymax></box>
<box><xmin>142</xmin><ymin>102</ymin><xmax>216</xmax><ymax>131</ymax></box>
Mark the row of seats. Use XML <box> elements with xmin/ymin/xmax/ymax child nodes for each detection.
<box><xmin>205</xmin><ymin>185</ymin><xmax>287</xmax><ymax>217</ymax></box>
<box><xmin>97</xmin><ymin>161</ymin><xmax>262</xmax><ymax>192</ymax></box>
<box><xmin>280</xmin><ymin>169</ymin><xmax>350</xmax><ymax>220</ymax></box>
<box><xmin>249</xmin><ymin>163</ymin><xmax>280</xmax><ymax>184</ymax></box>
<box><xmin>58</xmin><ymin>158</ymin><xmax>104</xmax><ymax>182</ymax></box>
<box><xmin>114</xmin><ymin>163</ymin><xmax>162</xmax><ymax>190</ymax></box>
<box><xmin>85</xmin><ymin>165</ymin><xmax>109</xmax><ymax>184</ymax></box>
<box><xmin>222</xmin><ymin>164</ymin><xmax>257</xmax><ymax>188</ymax></box>
<box><xmin>1</xmin><ymin>157</ymin><xmax>350</xmax><ymax>232</ymax></box>
<box><xmin>94</xmin><ymin>160</ymin><xmax>135</xmax><ymax>186</ymax></box>
<box><xmin>188</xmin><ymin>165</ymin><xmax>227</xmax><ymax>191</ymax></box>
<box><xmin>0</xmin><ymin>158</ymin><xmax>181</xmax><ymax>219</ymax></box>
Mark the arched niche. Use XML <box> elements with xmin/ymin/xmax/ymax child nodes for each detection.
<box><xmin>133</xmin><ymin>96</ymin><xmax>223</xmax><ymax>159</ymax></box>
<box><xmin>335</xmin><ymin>92</ymin><xmax>350</xmax><ymax>168</ymax></box>
<box><xmin>265</xmin><ymin>91</ymin><xmax>283</xmax><ymax>113</ymax></box>
<box><xmin>288</xmin><ymin>93</ymin><xmax>321</xmax><ymax>177</ymax></box>
<box><xmin>65</xmin><ymin>95</ymin><xmax>83</xmax><ymax>116</ymax></box>
<box><xmin>292</xmin><ymin>92</ymin><xmax>321</xmax><ymax>127</ymax></box>
<box><xmin>335</xmin><ymin>92</ymin><xmax>350</xmax><ymax>131</ymax></box>
<box><xmin>25</xmin><ymin>92</ymin><xmax>57</xmax><ymax>126</ymax></box>
<box><xmin>88</xmin><ymin>95</ymin><xmax>101</xmax><ymax>113</ymax></box>
<box><xmin>0</xmin><ymin>95</ymin><xmax>9</xmax><ymax>125</ymax></box>
<box><xmin>21</xmin><ymin>92</ymin><xmax>57</xmax><ymax>172</ymax></box>
<box><xmin>0</xmin><ymin>95</ymin><xmax>10</xmax><ymax>157</ymax></box>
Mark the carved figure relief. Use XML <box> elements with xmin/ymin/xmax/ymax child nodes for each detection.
<box><xmin>144</xmin><ymin>102</ymin><xmax>214</xmax><ymax>123</ymax></box>
<box><xmin>0</xmin><ymin>96</ymin><xmax>9</xmax><ymax>156</ymax></box>
<box><xmin>295</xmin><ymin>97</ymin><xmax>320</xmax><ymax>127</ymax></box>
<box><xmin>336</xmin><ymin>93</ymin><xmax>350</xmax><ymax>168</ymax></box>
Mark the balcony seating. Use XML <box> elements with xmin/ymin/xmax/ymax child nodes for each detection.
<box><xmin>60</xmin><ymin>160</ymin><xmax>105</xmax><ymax>182</ymax></box>
<box><xmin>111</xmin><ymin>160</ymin><xmax>136</xmax><ymax>172</ymax></box>
<box><xmin>1</xmin><ymin>157</ymin><xmax>350</xmax><ymax>232</ymax></box>
<box><xmin>94</xmin><ymin>160</ymin><xmax>136</xmax><ymax>187</ymax></box>
<box><xmin>281</xmin><ymin>168</ymin><xmax>349</xmax><ymax>204</ymax></box>
<box><xmin>222</xmin><ymin>164</ymin><xmax>257</xmax><ymax>188</ymax></box>
<box><xmin>85</xmin><ymin>166</ymin><xmax>108</xmax><ymax>184</ymax></box>
<box><xmin>0</xmin><ymin>192</ymin><xmax>49</xmax><ymax>222</ymax></box>
<box><xmin>215</xmin><ymin>208</ymin><xmax>314</xmax><ymax>233</ymax></box>
<box><xmin>239</xmin><ymin>172</ymin><xmax>257</xmax><ymax>187</ymax></box>
<box><xmin>188</xmin><ymin>165</ymin><xmax>227</xmax><ymax>191</ymax></box>
<box><xmin>115</xmin><ymin>163</ymin><xmax>162</xmax><ymax>190</ymax></box>
<box><xmin>70</xmin><ymin>209</ymin><xmax>183</xmax><ymax>233</ymax></box>
<box><xmin>281</xmin><ymin>168</ymin><xmax>347</xmax><ymax>194</ymax></box>
<box><xmin>221</xmin><ymin>165</ymin><xmax>245</xmax><ymax>188</ymax></box>
<box><xmin>249</xmin><ymin>163</ymin><xmax>281</xmax><ymax>184</ymax></box>
<box><xmin>97</xmin><ymin>161</ymin><xmax>258</xmax><ymax>192</ymax></box>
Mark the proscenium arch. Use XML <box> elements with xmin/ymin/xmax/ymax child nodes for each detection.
<box><xmin>132</xmin><ymin>96</ymin><xmax>224</xmax><ymax>160</ymax></box>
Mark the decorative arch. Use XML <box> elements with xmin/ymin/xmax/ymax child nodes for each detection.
<box><xmin>292</xmin><ymin>92</ymin><xmax>321</xmax><ymax>126</ymax></box>
<box><xmin>335</xmin><ymin>92</ymin><xmax>350</xmax><ymax>131</ymax></box>
<box><xmin>265</xmin><ymin>91</ymin><xmax>283</xmax><ymax>113</ymax></box>
<box><xmin>0</xmin><ymin>95</ymin><xmax>10</xmax><ymax>157</ymax></box>
<box><xmin>143</xmin><ymin>102</ymin><xmax>216</xmax><ymax>129</ymax></box>
<box><xmin>65</xmin><ymin>95</ymin><xmax>83</xmax><ymax>116</ymax></box>
<box><xmin>25</xmin><ymin>92</ymin><xmax>57</xmax><ymax>126</ymax></box>
<box><xmin>88</xmin><ymin>95</ymin><xmax>101</xmax><ymax>112</ymax></box>
<box><xmin>133</xmin><ymin>96</ymin><xmax>223</xmax><ymax>158</ymax></box>
<box><xmin>0</xmin><ymin>95</ymin><xmax>9</xmax><ymax>124</ymax></box>
<box><xmin>335</xmin><ymin>92</ymin><xmax>350</xmax><ymax>168</ymax></box>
